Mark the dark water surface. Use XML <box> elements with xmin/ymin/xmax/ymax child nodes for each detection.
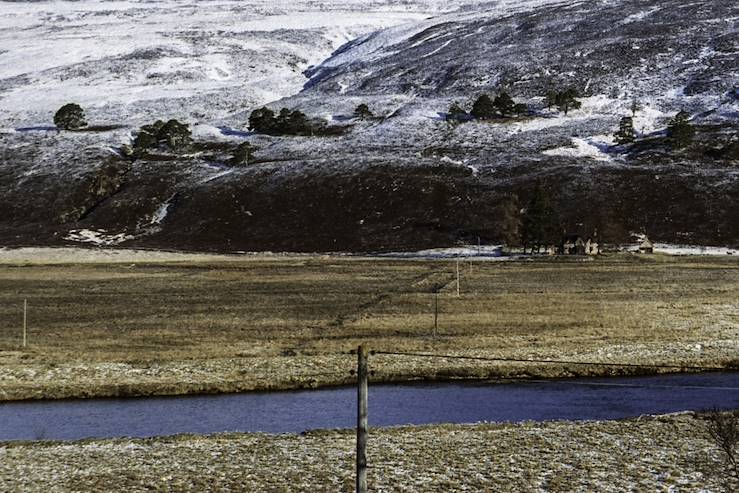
<box><xmin>1</xmin><ymin>372</ymin><xmax>737</xmax><ymax>441</ymax></box>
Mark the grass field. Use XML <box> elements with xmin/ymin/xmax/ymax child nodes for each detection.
<box><xmin>0</xmin><ymin>252</ymin><xmax>737</xmax><ymax>400</ymax></box>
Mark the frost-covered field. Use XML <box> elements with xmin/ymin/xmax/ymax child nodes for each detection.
<box><xmin>0</xmin><ymin>413</ymin><xmax>735</xmax><ymax>492</ymax></box>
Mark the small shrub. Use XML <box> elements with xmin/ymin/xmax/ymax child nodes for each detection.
<box><xmin>703</xmin><ymin>409</ymin><xmax>739</xmax><ymax>488</ymax></box>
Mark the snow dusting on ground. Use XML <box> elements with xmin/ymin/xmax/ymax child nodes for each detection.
<box><xmin>0</xmin><ymin>414</ymin><xmax>734</xmax><ymax>492</ymax></box>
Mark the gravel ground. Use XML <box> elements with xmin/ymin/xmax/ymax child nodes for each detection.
<box><xmin>1</xmin><ymin>412</ymin><xmax>736</xmax><ymax>492</ymax></box>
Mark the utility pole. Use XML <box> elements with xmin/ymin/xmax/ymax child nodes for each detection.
<box><xmin>456</xmin><ymin>259</ymin><xmax>460</xmax><ymax>297</ymax></box>
<box><xmin>433</xmin><ymin>291</ymin><xmax>439</xmax><ymax>338</ymax></box>
<box><xmin>356</xmin><ymin>345</ymin><xmax>368</xmax><ymax>493</ymax></box>
<box><xmin>22</xmin><ymin>299</ymin><xmax>27</xmax><ymax>348</ymax></box>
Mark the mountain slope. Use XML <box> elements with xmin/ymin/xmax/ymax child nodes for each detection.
<box><xmin>1</xmin><ymin>0</ymin><xmax>737</xmax><ymax>252</ymax></box>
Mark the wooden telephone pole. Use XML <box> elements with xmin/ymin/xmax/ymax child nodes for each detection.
<box><xmin>22</xmin><ymin>299</ymin><xmax>27</xmax><ymax>348</ymax></box>
<box><xmin>356</xmin><ymin>345</ymin><xmax>368</xmax><ymax>493</ymax></box>
<box><xmin>456</xmin><ymin>259</ymin><xmax>460</xmax><ymax>297</ymax></box>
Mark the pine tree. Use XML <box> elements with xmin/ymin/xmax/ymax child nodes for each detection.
<box><xmin>158</xmin><ymin>119</ymin><xmax>191</xmax><ymax>151</ymax></box>
<box><xmin>556</xmin><ymin>88</ymin><xmax>582</xmax><ymax>116</ymax></box>
<box><xmin>521</xmin><ymin>184</ymin><xmax>560</xmax><ymax>254</ymax></box>
<box><xmin>513</xmin><ymin>103</ymin><xmax>528</xmax><ymax>116</ymax></box>
<box><xmin>354</xmin><ymin>103</ymin><xmax>374</xmax><ymax>120</ymax></box>
<box><xmin>493</xmin><ymin>92</ymin><xmax>516</xmax><ymax>117</ymax></box>
<box><xmin>54</xmin><ymin>103</ymin><xmax>87</xmax><ymax>130</ymax></box>
<box><xmin>231</xmin><ymin>142</ymin><xmax>256</xmax><ymax>166</ymax></box>
<box><xmin>471</xmin><ymin>94</ymin><xmax>496</xmax><ymax>119</ymax></box>
<box><xmin>248</xmin><ymin>107</ymin><xmax>276</xmax><ymax>134</ymax></box>
<box><xmin>545</xmin><ymin>90</ymin><xmax>558</xmax><ymax>111</ymax></box>
<box><xmin>447</xmin><ymin>101</ymin><xmax>468</xmax><ymax>122</ymax></box>
<box><xmin>667</xmin><ymin>110</ymin><xmax>695</xmax><ymax>149</ymax></box>
<box><xmin>614</xmin><ymin>116</ymin><xmax>635</xmax><ymax>145</ymax></box>
<box><xmin>494</xmin><ymin>195</ymin><xmax>521</xmax><ymax>249</ymax></box>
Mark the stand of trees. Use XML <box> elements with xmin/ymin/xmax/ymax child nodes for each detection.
<box><xmin>448</xmin><ymin>92</ymin><xmax>527</xmax><ymax>122</ymax></box>
<box><xmin>249</xmin><ymin>107</ymin><xmax>315</xmax><ymax>136</ymax></box>
<box><xmin>132</xmin><ymin>119</ymin><xmax>192</xmax><ymax>154</ymax></box>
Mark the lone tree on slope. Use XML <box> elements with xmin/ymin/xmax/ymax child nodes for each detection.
<box><xmin>354</xmin><ymin>103</ymin><xmax>374</xmax><ymax>120</ymax></box>
<box><xmin>614</xmin><ymin>116</ymin><xmax>636</xmax><ymax>145</ymax></box>
<box><xmin>54</xmin><ymin>103</ymin><xmax>87</xmax><ymax>130</ymax></box>
<box><xmin>447</xmin><ymin>101</ymin><xmax>468</xmax><ymax>122</ymax></box>
<box><xmin>230</xmin><ymin>142</ymin><xmax>256</xmax><ymax>166</ymax></box>
<box><xmin>667</xmin><ymin>110</ymin><xmax>695</xmax><ymax>149</ymax></box>
<box><xmin>545</xmin><ymin>90</ymin><xmax>558</xmax><ymax>111</ymax></box>
<box><xmin>555</xmin><ymin>88</ymin><xmax>582</xmax><ymax>116</ymax></box>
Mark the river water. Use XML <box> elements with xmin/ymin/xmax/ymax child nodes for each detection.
<box><xmin>0</xmin><ymin>372</ymin><xmax>737</xmax><ymax>441</ymax></box>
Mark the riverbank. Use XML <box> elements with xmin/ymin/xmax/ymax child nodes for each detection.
<box><xmin>0</xmin><ymin>412</ymin><xmax>735</xmax><ymax>492</ymax></box>
<box><xmin>0</xmin><ymin>252</ymin><xmax>737</xmax><ymax>401</ymax></box>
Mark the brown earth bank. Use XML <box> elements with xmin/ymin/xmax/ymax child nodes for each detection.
<box><xmin>0</xmin><ymin>253</ymin><xmax>737</xmax><ymax>401</ymax></box>
<box><xmin>1</xmin><ymin>160</ymin><xmax>738</xmax><ymax>252</ymax></box>
<box><xmin>1</xmin><ymin>412</ymin><xmax>737</xmax><ymax>492</ymax></box>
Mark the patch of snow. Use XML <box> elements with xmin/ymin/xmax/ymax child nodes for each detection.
<box><xmin>0</xmin><ymin>247</ymin><xmax>251</xmax><ymax>264</ymax></box>
<box><xmin>619</xmin><ymin>6</ymin><xmax>662</xmax><ymax>25</ymax></box>
<box><xmin>376</xmin><ymin>245</ymin><xmax>505</xmax><ymax>259</ymax></box>
<box><xmin>199</xmin><ymin>167</ymin><xmax>235</xmax><ymax>184</ymax></box>
<box><xmin>652</xmin><ymin>244</ymin><xmax>739</xmax><ymax>256</ymax></box>
<box><xmin>65</xmin><ymin>229</ymin><xmax>134</xmax><ymax>246</ymax></box>
<box><xmin>543</xmin><ymin>135</ymin><xmax>613</xmax><ymax>161</ymax></box>
<box><xmin>421</xmin><ymin>39</ymin><xmax>453</xmax><ymax>58</ymax></box>
<box><xmin>150</xmin><ymin>197</ymin><xmax>174</xmax><ymax>225</ymax></box>
<box><xmin>619</xmin><ymin>242</ymin><xmax>738</xmax><ymax>256</ymax></box>
<box><xmin>439</xmin><ymin>155</ymin><xmax>463</xmax><ymax>165</ymax></box>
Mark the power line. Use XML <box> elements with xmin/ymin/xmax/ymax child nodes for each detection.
<box><xmin>370</xmin><ymin>350</ymin><xmax>730</xmax><ymax>372</ymax></box>
<box><xmin>524</xmin><ymin>379</ymin><xmax>739</xmax><ymax>391</ymax></box>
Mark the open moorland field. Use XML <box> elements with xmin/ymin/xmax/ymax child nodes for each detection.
<box><xmin>1</xmin><ymin>413</ymin><xmax>737</xmax><ymax>492</ymax></box>
<box><xmin>0</xmin><ymin>251</ymin><xmax>737</xmax><ymax>401</ymax></box>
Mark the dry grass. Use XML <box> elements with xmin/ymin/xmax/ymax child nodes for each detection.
<box><xmin>0</xmin><ymin>253</ymin><xmax>737</xmax><ymax>400</ymax></box>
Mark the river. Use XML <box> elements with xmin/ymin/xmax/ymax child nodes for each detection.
<box><xmin>0</xmin><ymin>372</ymin><xmax>737</xmax><ymax>441</ymax></box>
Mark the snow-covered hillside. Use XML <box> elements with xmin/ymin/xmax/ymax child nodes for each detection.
<box><xmin>0</xmin><ymin>0</ymin><xmax>487</xmax><ymax>127</ymax></box>
<box><xmin>0</xmin><ymin>0</ymin><xmax>737</xmax><ymax>252</ymax></box>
